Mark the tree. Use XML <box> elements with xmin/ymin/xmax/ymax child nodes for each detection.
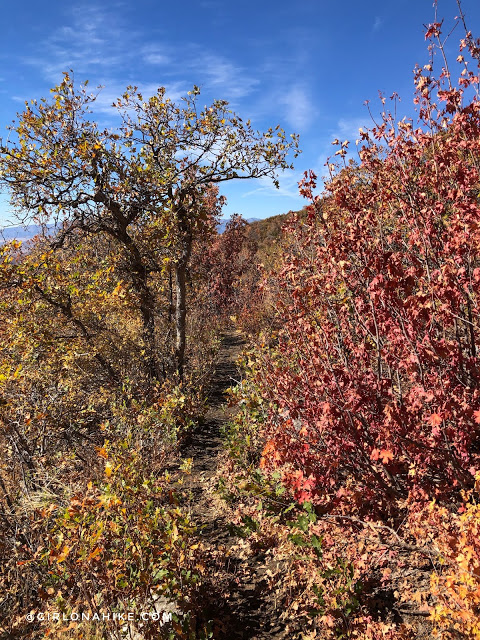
<box><xmin>193</xmin><ymin>213</ymin><xmax>258</xmax><ymax>317</ymax></box>
<box><xmin>0</xmin><ymin>74</ymin><xmax>299</xmax><ymax>379</ymax></box>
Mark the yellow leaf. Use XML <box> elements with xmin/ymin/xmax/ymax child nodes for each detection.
<box><xmin>112</xmin><ymin>281</ymin><xmax>123</xmax><ymax>296</ymax></box>
<box><xmin>57</xmin><ymin>545</ymin><xmax>70</xmax><ymax>563</ymax></box>
<box><xmin>87</xmin><ymin>547</ymin><xmax>102</xmax><ymax>561</ymax></box>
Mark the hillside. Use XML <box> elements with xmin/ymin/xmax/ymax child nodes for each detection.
<box><xmin>246</xmin><ymin>213</ymin><xmax>290</xmax><ymax>250</ymax></box>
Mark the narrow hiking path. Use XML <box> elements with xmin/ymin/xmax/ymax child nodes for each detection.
<box><xmin>174</xmin><ymin>333</ymin><xmax>437</xmax><ymax>640</ymax></box>
<box><xmin>176</xmin><ymin>331</ymin><xmax>292</xmax><ymax>640</ymax></box>
<box><xmin>179</xmin><ymin>331</ymin><xmax>243</xmax><ymax>532</ymax></box>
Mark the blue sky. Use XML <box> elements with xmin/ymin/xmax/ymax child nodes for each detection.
<box><xmin>1</xmin><ymin>0</ymin><xmax>480</xmax><ymax>225</ymax></box>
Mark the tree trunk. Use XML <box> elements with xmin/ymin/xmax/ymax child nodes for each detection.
<box><xmin>174</xmin><ymin>213</ymin><xmax>193</xmax><ymax>380</ymax></box>
<box><xmin>175</xmin><ymin>251</ymin><xmax>188</xmax><ymax>381</ymax></box>
<box><xmin>113</xmin><ymin>223</ymin><xmax>159</xmax><ymax>381</ymax></box>
<box><xmin>173</xmin><ymin>197</ymin><xmax>194</xmax><ymax>381</ymax></box>
<box><xmin>139</xmin><ymin>290</ymin><xmax>159</xmax><ymax>381</ymax></box>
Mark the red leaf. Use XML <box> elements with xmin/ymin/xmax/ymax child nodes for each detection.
<box><xmin>426</xmin><ymin>413</ymin><xmax>443</xmax><ymax>427</ymax></box>
<box><xmin>379</xmin><ymin>449</ymin><xmax>394</xmax><ymax>464</ymax></box>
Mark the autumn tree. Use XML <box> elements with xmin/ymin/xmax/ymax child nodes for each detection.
<box><xmin>0</xmin><ymin>74</ymin><xmax>299</xmax><ymax>379</ymax></box>
<box><xmin>191</xmin><ymin>213</ymin><xmax>257</xmax><ymax>317</ymax></box>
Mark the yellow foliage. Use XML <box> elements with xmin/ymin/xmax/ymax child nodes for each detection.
<box><xmin>411</xmin><ymin>478</ymin><xmax>480</xmax><ymax>639</ymax></box>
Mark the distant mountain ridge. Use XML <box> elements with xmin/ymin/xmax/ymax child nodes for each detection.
<box><xmin>1</xmin><ymin>219</ymin><xmax>263</xmax><ymax>242</ymax></box>
<box><xmin>0</xmin><ymin>224</ymin><xmax>57</xmax><ymax>243</ymax></box>
<box><xmin>216</xmin><ymin>217</ymin><xmax>261</xmax><ymax>233</ymax></box>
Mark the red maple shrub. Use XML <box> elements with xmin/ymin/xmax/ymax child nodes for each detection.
<box><xmin>221</xmin><ymin>12</ymin><xmax>480</xmax><ymax>637</ymax></box>
<box><xmin>253</xmin><ymin>14</ymin><xmax>480</xmax><ymax>514</ymax></box>
<box><xmin>194</xmin><ymin>213</ymin><xmax>258</xmax><ymax>319</ymax></box>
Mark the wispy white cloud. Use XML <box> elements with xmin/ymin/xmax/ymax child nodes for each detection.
<box><xmin>241</xmin><ymin>170</ymin><xmax>306</xmax><ymax>201</ymax></box>
<box><xmin>301</xmin><ymin>114</ymin><xmax>372</xmax><ymax>185</ymax></box>
<box><xmin>141</xmin><ymin>45</ymin><xmax>171</xmax><ymax>67</ymax></box>
<box><xmin>335</xmin><ymin>116</ymin><xmax>370</xmax><ymax>141</ymax></box>
<box><xmin>21</xmin><ymin>5</ymin><xmax>136</xmax><ymax>84</ymax></box>
<box><xmin>280</xmin><ymin>85</ymin><xmax>316</xmax><ymax>131</ymax></box>
<box><xmin>188</xmin><ymin>51</ymin><xmax>258</xmax><ymax>100</ymax></box>
<box><xmin>19</xmin><ymin>3</ymin><xmax>258</xmax><ymax>113</ymax></box>
<box><xmin>144</xmin><ymin>53</ymin><xmax>171</xmax><ymax>66</ymax></box>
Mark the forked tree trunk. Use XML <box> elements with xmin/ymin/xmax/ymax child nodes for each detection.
<box><xmin>114</xmin><ymin>222</ymin><xmax>159</xmax><ymax>381</ymax></box>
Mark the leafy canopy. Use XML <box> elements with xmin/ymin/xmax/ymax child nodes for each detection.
<box><xmin>0</xmin><ymin>73</ymin><xmax>300</xmax><ymax>232</ymax></box>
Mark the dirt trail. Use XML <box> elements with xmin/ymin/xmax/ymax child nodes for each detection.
<box><xmin>177</xmin><ymin>331</ymin><xmax>290</xmax><ymax>640</ymax></box>
<box><xmin>179</xmin><ymin>331</ymin><xmax>243</xmax><ymax>537</ymax></box>
<box><xmin>174</xmin><ymin>332</ymin><xmax>433</xmax><ymax>640</ymax></box>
